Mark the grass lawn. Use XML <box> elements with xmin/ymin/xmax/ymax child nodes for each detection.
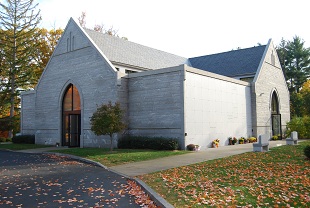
<box><xmin>139</xmin><ymin>140</ymin><xmax>310</xmax><ymax>207</ymax></box>
<box><xmin>0</xmin><ymin>143</ymin><xmax>52</xmax><ymax>150</ymax></box>
<box><xmin>51</xmin><ymin>148</ymin><xmax>188</xmax><ymax>167</ymax></box>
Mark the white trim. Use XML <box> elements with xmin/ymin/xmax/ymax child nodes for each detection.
<box><xmin>185</xmin><ymin>65</ymin><xmax>250</xmax><ymax>86</ymax></box>
<box><xmin>72</xmin><ymin>17</ymin><xmax>117</xmax><ymax>73</ymax></box>
<box><xmin>253</xmin><ymin>39</ymin><xmax>272</xmax><ymax>84</ymax></box>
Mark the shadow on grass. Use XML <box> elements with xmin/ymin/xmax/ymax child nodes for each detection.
<box><xmin>51</xmin><ymin>148</ymin><xmax>189</xmax><ymax>166</ymax></box>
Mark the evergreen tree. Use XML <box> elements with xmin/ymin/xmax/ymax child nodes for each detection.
<box><xmin>0</xmin><ymin>0</ymin><xmax>41</xmax><ymax>137</ymax></box>
<box><xmin>277</xmin><ymin>36</ymin><xmax>310</xmax><ymax>93</ymax></box>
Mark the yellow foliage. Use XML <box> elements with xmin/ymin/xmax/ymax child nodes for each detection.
<box><xmin>301</xmin><ymin>80</ymin><xmax>310</xmax><ymax>93</ymax></box>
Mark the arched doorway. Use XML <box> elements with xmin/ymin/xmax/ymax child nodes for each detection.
<box><xmin>271</xmin><ymin>91</ymin><xmax>282</xmax><ymax>139</ymax></box>
<box><xmin>62</xmin><ymin>84</ymin><xmax>81</xmax><ymax>147</ymax></box>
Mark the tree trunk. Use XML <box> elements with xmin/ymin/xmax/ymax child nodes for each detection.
<box><xmin>9</xmin><ymin>21</ymin><xmax>17</xmax><ymax>138</ymax></box>
<box><xmin>110</xmin><ymin>134</ymin><xmax>113</xmax><ymax>151</ymax></box>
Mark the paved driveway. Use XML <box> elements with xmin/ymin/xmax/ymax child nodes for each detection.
<box><xmin>0</xmin><ymin>150</ymin><xmax>140</xmax><ymax>207</ymax></box>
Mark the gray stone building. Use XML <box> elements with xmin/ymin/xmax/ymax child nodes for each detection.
<box><xmin>21</xmin><ymin>18</ymin><xmax>290</xmax><ymax>149</ymax></box>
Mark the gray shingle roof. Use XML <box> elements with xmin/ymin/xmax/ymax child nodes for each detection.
<box><xmin>189</xmin><ymin>45</ymin><xmax>266</xmax><ymax>77</ymax></box>
<box><xmin>85</xmin><ymin>29</ymin><xmax>188</xmax><ymax>70</ymax></box>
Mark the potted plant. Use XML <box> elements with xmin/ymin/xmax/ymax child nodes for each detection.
<box><xmin>248</xmin><ymin>137</ymin><xmax>257</xmax><ymax>143</ymax></box>
<box><xmin>187</xmin><ymin>144</ymin><xmax>195</xmax><ymax>151</ymax></box>
<box><xmin>212</xmin><ymin>139</ymin><xmax>220</xmax><ymax>148</ymax></box>
<box><xmin>232</xmin><ymin>137</ymin><xmax>237</xmax><ymax>145</ymax></box>
<box><xmin>239</xmin><ymin>137</ymin><xmax>245</xmax><ymax>144</ymax></box>
<box><xmin>187</xmin><ymin>144</ymin><xmax>200</xmax><ymax>151</ymax></box>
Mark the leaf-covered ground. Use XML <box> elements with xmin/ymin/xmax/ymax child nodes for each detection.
<box><xmin>0</xmin><ymin>151</ymin><xmax>148</xmax><ymax>207</ymax></box>
<box><xmin>139</xmin><ymin>141</ymin><xmax>310</xmax><ymax>207</ymax></box>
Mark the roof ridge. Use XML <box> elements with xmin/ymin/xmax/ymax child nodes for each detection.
<box><xmin>84</xmin><ymin>28</ymin><xmax>187</xmax><ymax>59</ymax></box>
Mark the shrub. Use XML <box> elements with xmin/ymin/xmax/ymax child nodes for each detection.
<box><xmin>304</xmin><ymin>145</ymin><xmax>310</xmax><ymax>159</ymax></box>
<box><xmin>286</xmin><ymin>116</ymin><xmax>310</xmax><ymax>139</ymax></box>
<box><xmin>118</xmin><ymin>136</ymin><xmax>179</xmax><ymax>150</ymax></box>
<box><xmin>90</xmin><ymin>101</ymin><xmax>126</xmax><ymax>151</ymax></box>
<box><xmin>0</xmin><ymin>137</ymin><xmax>7</xmax><ymax>142</ymax></box>
<box><xmin>12</xmin><ymin>135</ymin><xmax>35</xmax><ymax>144</ymax></box>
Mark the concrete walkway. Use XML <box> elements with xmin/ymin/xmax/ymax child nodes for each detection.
<box><xmin>109</xmin><ymin>140</ymin><xmax>287</xmax><ymax>177</ymax></box>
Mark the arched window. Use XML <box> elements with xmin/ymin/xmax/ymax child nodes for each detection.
<box><xmin>62</xmin><ymin>84</ymin><xmax>81</xmax><ymax>147</ymax></box>
<box><xmin>271</xmin><ymin>92</ymin><xmax>279</xmax><ymax>114</ymax></box>
<box><xmin>63</xmin><ymin>84</ymin><xmax>81</xmax><ymax>112</ymax></box>
<box><xmin>271</xmin><ymin>91</ymin><xmax>282</xmax><ymax>139</ymax></box>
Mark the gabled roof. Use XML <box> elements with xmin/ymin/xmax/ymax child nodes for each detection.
<box><xmin>85</xmin><ymin>29</ymin><xmax>188</xmax><ymax>70</ymax></box>
<box><xmin>188</xmin><ymin>45</ymin><xmax>266</xmax><ymax>77</ymax></box>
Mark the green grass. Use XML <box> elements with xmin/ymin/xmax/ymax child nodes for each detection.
<box><xmin>139</xmin><ymin>140</ymin><xmax>310</xmax><ymax>207</ymax></box>
<box><xmin>0</xmin><ymin>143</ymin><xmax>52</xmax><ymax>150</ymax></box>
<box><xmin>52</xmin><ymin>148</ymin><xmax>188</xmax><ymax>167</ymax></box>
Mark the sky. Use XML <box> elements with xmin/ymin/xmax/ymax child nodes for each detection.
<box><xmin>38</xmin><ymin>0</ymin><xmax>310</xmax><ymax>58</ymax></box>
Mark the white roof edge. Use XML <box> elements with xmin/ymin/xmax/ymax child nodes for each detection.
<box><xmin>70</xmin><ymin>18</ymin><xmax>117</xmax><ymax>73</ymax></box>
<box><xmin>253</xmin><ymin>39</ymin><xmax>272</xmax><ymax>83</ymax></box>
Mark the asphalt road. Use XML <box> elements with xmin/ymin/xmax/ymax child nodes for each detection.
<box><xmin>0</xmin><ymin>150</ymin><xmax>140</xmax><ymax>207</ymax></box>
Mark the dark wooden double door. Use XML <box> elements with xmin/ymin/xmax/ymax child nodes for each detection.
<box><xmin>63</xmin><ymin>113</ymin><xmax>81</xmax><ymax>147</ymax></box>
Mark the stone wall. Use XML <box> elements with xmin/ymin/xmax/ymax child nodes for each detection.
<box><xmin>127</xmin><ymin>66</ymin><xmax>185</xmax><ymax>148</ymax></box>
<box><xmin>21</xmin><ymin>91</ymin><xmax>36</xmax><ymax>135</ymax></box>
<box><xmin>252</xmin><ymin>40</ymin><xmax>290</xmax><ymax>137</ymax></box>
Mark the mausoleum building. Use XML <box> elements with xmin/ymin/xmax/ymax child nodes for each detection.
<box><xmin>21</xmin><ymin>18</ymin><xmax>290</xmax><ymax>149</ymax></box>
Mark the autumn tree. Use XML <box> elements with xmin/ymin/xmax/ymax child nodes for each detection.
<box><xmin>90</xmin><ymin>101</ymin><xmax>126</xmax><ymax>151</ymax></box>
<box><xmin>77</xmin><ymin>11</ymin><xmax>124</xmax><ymax>39</ymax></box>
<box><xmin>300</xmin><ymin>80</ymin><xmax>310</xmax><ymax>116</ymax></box>
<box><xmin>78</xmin><ymin>11</ymin><xmax>86</xmax><ymax>28</ymax></box>
<box><xmin>0</xmin><ymin>0</ymin><xmax>41</xmax><ymax>137</ymax></box>
<box><xmin>32</xmin><ymin>28</ymin><xmax>63</xmax><ymax>82</ymax></box>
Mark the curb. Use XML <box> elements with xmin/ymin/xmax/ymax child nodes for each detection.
<box><xmin>10</xmin><ymin>150</ymin><xmax>173</xmax><ymax>208</ymax></box>
<box><xmin>107</xmin><ymin>167</ymin><xmax>174</xmax><ymax>208</ymax></box>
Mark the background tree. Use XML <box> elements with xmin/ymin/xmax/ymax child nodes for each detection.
<box><xmin>277</xmin><ymin>36</ymin><xmax>310</xmax><ymax>117</ymax></box>
<box><xmin>90</xmin><ymin>101</ymin><xmax>126</xmax><ymax>151</ymax></box>
<box><xmin>277</xmin><ymin>38</ymin><xmax>288</xmax><ymax>79</ymax></box>
<box><xmin>300</xmin><ymin>80</ymin><xmax>310</xmax><ymax>116</ymax></box>
<box><xmin>32</xmin><ymin>28</ymin><xmax>63</xmax><ymax>82</ymax></box>
<box><xmin>77</xmin><ymin>12</ymin><xmax>126</xmax><ymax>39</ymax></box>
<box><xmin>78</xmin><ymin>11</ymin><xmax>86</xmax><ymax>28</ymax></box>
<box><xmin>277</xmin><ymin>36</ymin><xmax>310</xmax><ymax>93</ymax></box>
<box><xmin>0</xmin><ymin>0</ymin><xmax>41</xmax><ymax>137</ymax></box>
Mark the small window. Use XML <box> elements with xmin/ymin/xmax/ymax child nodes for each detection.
<box><xmin>67</xmin><ymin>38</ymin><xmax>70</xmax><ymax>52</ymax></box>
<box><xmin>271</xmin><ymin>91</ymin><xmax>279</xmax><ymax>114</ymax></box>
<box><xmin>72</xmin><ymin>36</ymin><xmax>75</xmax><ymax>50</ymax></box>
<box><xmin>271</xmin><ymin>51</ymin><xmax>275</xmax><ymax>66</ymax></box>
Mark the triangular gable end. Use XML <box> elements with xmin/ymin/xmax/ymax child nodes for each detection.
<box><xmin>35</xmin><ymin>18</ymin><xmax>117</xmax><ymax>90</ymax></box>
<box><xmin>253</xmin><ymin>39</ymin><xmax>287</xmax><ymax>87</ymax></box>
